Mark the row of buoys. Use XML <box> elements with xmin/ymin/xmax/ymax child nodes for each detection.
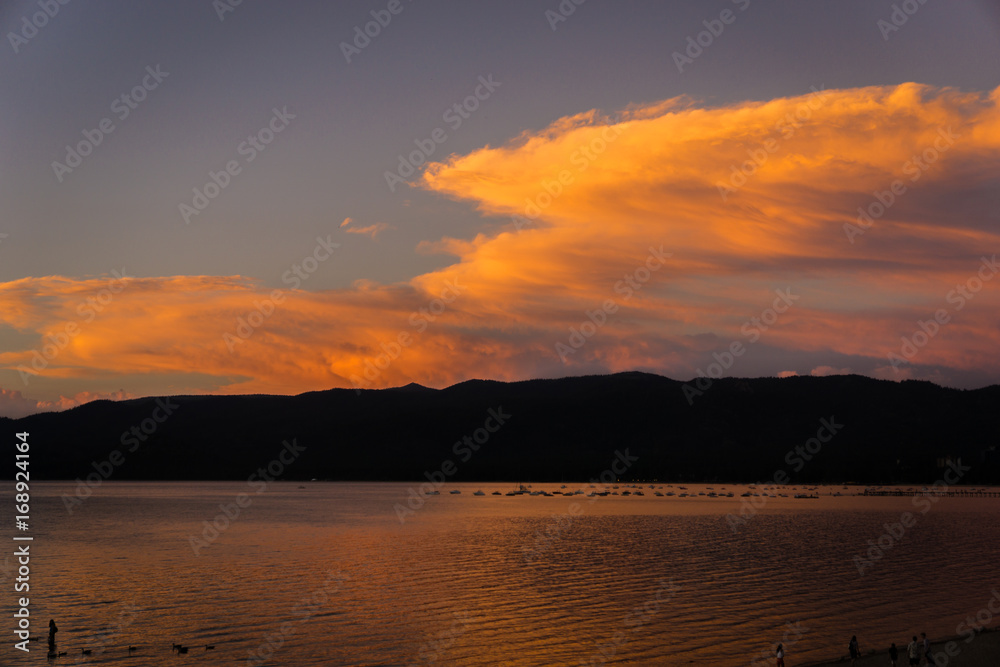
<box><xmin>45</xmin><ymin>643</ymin><xmax>215</xmax><ymax>659</ymax></box>
<box><xmin>46</xmin><ymin>619</ymin><xmax>215</xmax><ymax>659</ymax></box>
<box><xmin>174</xmin><ymin>643</ymin><xmax>216</xmax><ymax>653</ymax></box>
<box><xmin>48</xmin><ymin>646</ymin><xmax>137</xmax><ymax>659</ymax></box>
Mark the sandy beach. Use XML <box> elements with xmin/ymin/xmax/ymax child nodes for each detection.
<box><xmin>803</xmin><ymin>628</ymin><xmax>1000</xmax><ymax>667</ymax></box>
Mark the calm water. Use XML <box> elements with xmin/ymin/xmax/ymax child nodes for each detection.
<box><xmin>7</xmin><ymin>482</ymin><xmax>999</xmax><ymax>666</ymax></box>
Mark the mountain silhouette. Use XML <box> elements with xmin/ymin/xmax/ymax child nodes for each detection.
<box><xmin>5</xmin><ymin>373</ymin><xmax>998</xmax><ymax>483</ymax></box>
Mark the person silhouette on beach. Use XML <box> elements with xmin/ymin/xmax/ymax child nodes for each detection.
<box><xmin>847</xmin><ymin>635</ymin><xmax>861</xmax><ymax>665</ymax></box>
<box><xmin>776</xmin><ymin>642</ymin><xmax>785</xmax><ymax>667</ymax></box>
<box><xmin>48</xmin><ymin>619</ymin><xmax>58</xmax><ymax>649</ymax></box>
<box><xmin>907</xmin><ymin>636</ymin><xmax>920</xmax><ymax>666</ymax></box>
<box><xmin>889</xmin><ymin>642</ymin><xmax>898</xmax><ymax>666</ymax></box>
<box><xmin>849</xmin><ymin>635</ymin><xmax>860</xmax><ymax>664</ymax></box>
<box><xmin>921</xmin><ymin>633</ymin><xmax>936</xmax><ymax>666</ymax></box>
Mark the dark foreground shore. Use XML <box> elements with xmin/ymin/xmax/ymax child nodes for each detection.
<box><xmin>802</xmin><ymin>628</ymin><xmax>1000</xmax><ymax>667</ymax></box>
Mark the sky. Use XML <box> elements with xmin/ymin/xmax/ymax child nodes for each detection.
<box><xmin>1</xmin><ymin>0</ymin><xmax>999</xmax><ymax>417</ymax></box>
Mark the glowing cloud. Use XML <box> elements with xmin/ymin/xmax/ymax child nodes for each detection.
<box><xmin>2</xmin><ymin>83</ymin><xmax>999</xmax><ymax>413</ymax></box>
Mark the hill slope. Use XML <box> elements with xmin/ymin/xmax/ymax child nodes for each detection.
<box><xmin>4</xmin><ymin>373</ymin><xmax>998</xmax><ymax>483</ymax></box>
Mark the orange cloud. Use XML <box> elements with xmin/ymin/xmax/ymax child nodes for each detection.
<box><xmin>2</xmin><ymin>83</ymin><xmax>999</xmax><ymax>412</ymax></box>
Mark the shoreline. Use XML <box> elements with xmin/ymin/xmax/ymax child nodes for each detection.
<box><xmin>799</xmin><ymin>627</ymin><xmax>1000</xmax><ymax>667</ymax></box>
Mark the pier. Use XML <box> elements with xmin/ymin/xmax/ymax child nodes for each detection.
<box><xmin>862</xmin><ymin>488</ymin><xmax>1000</xmax><ymax>498</ymax></box>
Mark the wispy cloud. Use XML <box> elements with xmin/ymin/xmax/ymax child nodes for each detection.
<box><xmin>343</xmin><ymin>222</ymin><xmax>392</xmax><ymax>240</ymax></box>
<box><xmin>0</xmin><ymin>387</ymin><xmax>132</xmax><ymax>418</ymax></box>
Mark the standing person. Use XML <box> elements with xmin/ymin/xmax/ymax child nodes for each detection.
<box><xmin>921</xmin><ymin>633</ymin><xmax>936</xmax><ymax>666</ymax></box>
<box><xmin>907</xmin><ymin>636</ymin><xmax>920</xmax><ymax>666</ymax></box>
<box><xmin>889</xmin><ymin>642</ymin><xmax>898</xmax><ymax>666</ymax></box>
<box><xmin>48</xmin><ymin>619</ymin><xmax>58</xmax><ymax>650</ymax></box>
<box><xmin>776</xmin><ymin>642</ymin><xmax>785</xmax><ymax>667</ymax></box>
<box><xmin>849</xmin><ymin>635</ymin><xmax>861</xmax><ymax>665</ymax></box>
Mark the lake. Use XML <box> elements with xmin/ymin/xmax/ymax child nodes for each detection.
<box><xmin>9</xmin><ymin>481</ymin><xmax>999</xmax><ymax>665</ymax></box>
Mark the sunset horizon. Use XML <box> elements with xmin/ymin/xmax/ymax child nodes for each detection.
<box><xmin>5</xmin><ymin>3</ymin><xmax>1000</xmax><ymax>663</ymax></box>
<box><xmin>4</xmin><ymin>75</ymin><xmax>1000</xmax><ymax>416</ymax></box>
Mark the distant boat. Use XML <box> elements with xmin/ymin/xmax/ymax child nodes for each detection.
<box><xmin>427</xmin><ymin>490</ymin><xmax>440</xmax><ymax>495</ymax></box>
<box><xmin>491</xmin><ymin>491</ymin><xmax>501</xmax><ymax>495</ymax></box>
<box><xmin>449</xmin><ymin>490</ymin><xmax>461</xmax><ymax>495</ymax></box>
<box><xmin>473</xmin><ymin>490</ymin><xmax>485</xmax><ymax>496</ymax></box>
